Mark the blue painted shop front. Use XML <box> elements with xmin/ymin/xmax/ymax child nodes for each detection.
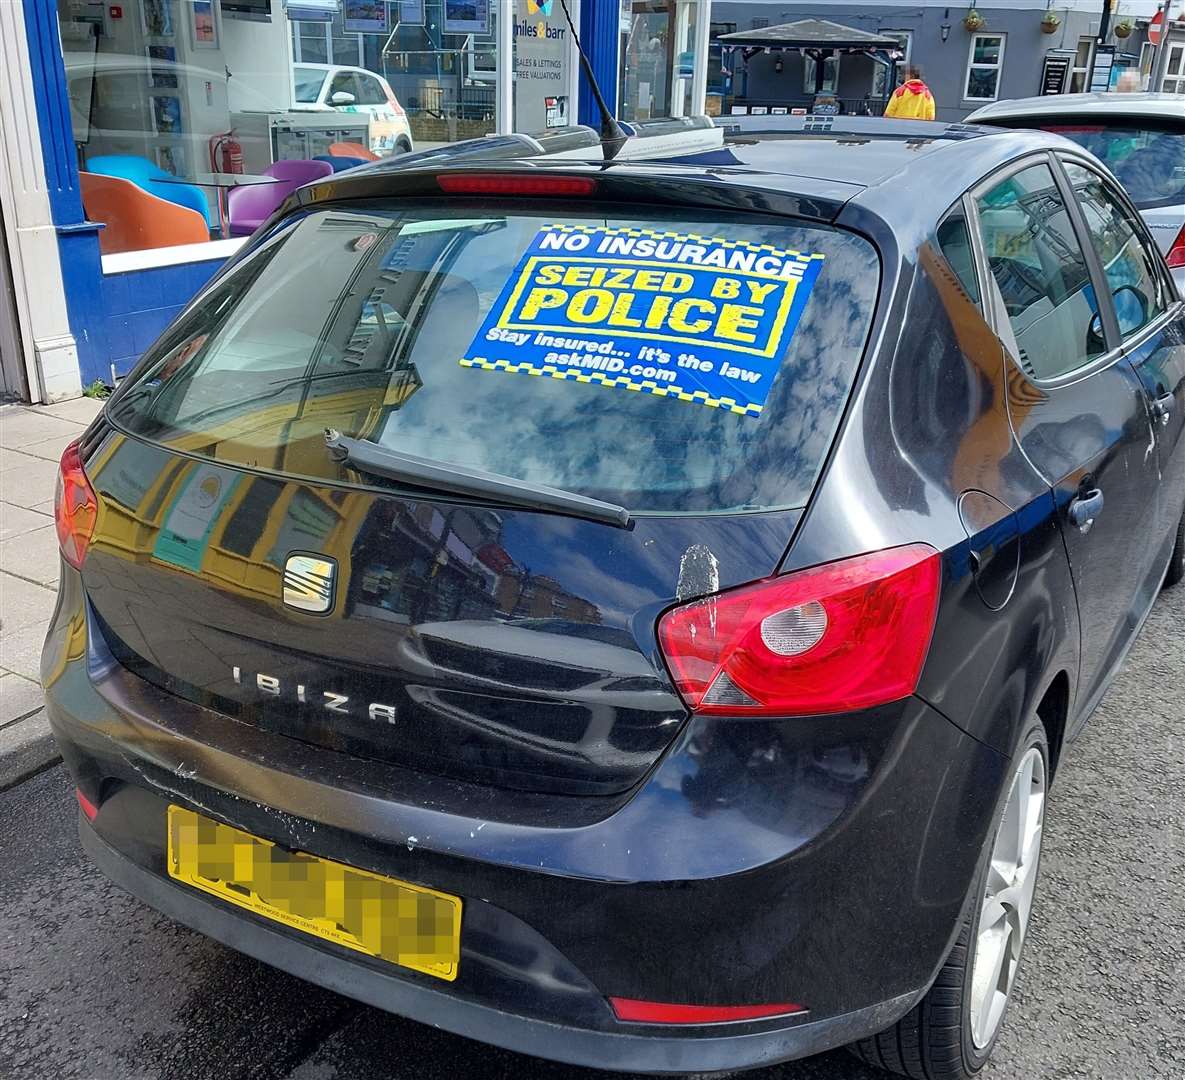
<box><xmin>96</xmin><ymin>261</ymin><xmax>225</xmax><ymax>379</ymax></box>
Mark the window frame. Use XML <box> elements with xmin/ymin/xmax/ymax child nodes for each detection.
<box><xmin>1068</xmin><ymin>35</ymin><xmax>1095</xmax><ymax>94</ymax></box>
<box><xmin>871</xmin><ymin>30</ymin><xmax>912</xmax><ymax>96</ymax></box>
<box><xmin>1163</xmin><ymin>42</ymin><xmax>1185</xmax><ymax>94</ymax></box>
<box><xmin>1138</xmin><ymin>41</ymin><xmax>1155</xmax><ymax>89</ymax></box>
<box><xmin>293</xmin><ymin>22</ymin><xmax>333</xmax><ymax>67</ymax></box>
<box><xmin>963</xmin><ymin>32</ymin><xmax>1006</xmax><ymax>103</ymax></box>
<box><xmin>964</xmin><ymin>150</ymin><xmax>1124</xmax><ymax>388</ymax></box>
<box><xmin>803</xmin><ymin>52</ymin><xmax>841</xmax><ymax>94</ymax></box>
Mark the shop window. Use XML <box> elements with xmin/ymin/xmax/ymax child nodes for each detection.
<box><xmin>1165</xmin><ymin>44</ymin><xmax>1185</xmax><ymax>94</ymax></box>
<box><xmin>804</xmin><ymin>55</ymin><xmax>841</xmax><ymax>94</ymax></box>
<box><xmin>53</xmin><ymin>0</ymin><xmax>508</xmax><ymax>264</ymax></box>
<box><xmin>964</xmin><ymin>33</ymin><xmax>1005</xmax><ymax>102</ymax></box>
<box><xmin>620</xmin><ymin>1</ymin><xmax>708</xmax><ymax>123</ymax></box>
<box><xmin>292</xmin><ymin>20</ymin><xmax>330</xmax><ymax>64</ymax></box>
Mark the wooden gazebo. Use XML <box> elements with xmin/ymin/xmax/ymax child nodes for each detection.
<box><xmin>718</xmin><ymin>19</ymin><xmax>904</xmax><ymax>108</ymax></box>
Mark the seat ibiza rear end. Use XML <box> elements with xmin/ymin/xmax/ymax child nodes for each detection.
<box><xmin>43</xmin><ymin>125</ymin><xmax>1184</xmax><ymax>1077</ymax></box>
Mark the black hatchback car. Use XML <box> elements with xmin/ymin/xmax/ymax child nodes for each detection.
<box><xmin>44</xmin><ymin>117</ymin><xmax>1185</xmax><ymax>1079</ymax></box>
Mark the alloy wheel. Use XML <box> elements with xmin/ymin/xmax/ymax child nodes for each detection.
<box><xmin>969</xmin><ymin>745</ymin><xmax>1046</xmax><ymax>1050</ymax></box>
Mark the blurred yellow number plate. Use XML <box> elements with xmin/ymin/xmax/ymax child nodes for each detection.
<box><xmin>167</xmin><ymin>805</ymin><xmax>461</xmax><ymax>980</ymax></box>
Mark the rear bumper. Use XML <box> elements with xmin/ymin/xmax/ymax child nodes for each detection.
<box><xmin>43</xmin><ymin>570</ymin><xmax>1009</xmax><ymax>1072</ymax></box>
<box><xmin>79</xmin><ymin>811</ymin><xmax>917</xmax><ymax>1074</ymax></box>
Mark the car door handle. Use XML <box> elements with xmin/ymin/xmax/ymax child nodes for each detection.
<box><xmin>1069</xmin><ymin>489</ymin><xmax>1105</xmax><ymax>533</ymax></box>
<box><xmin>1153</xmin><ymin>391</ymin><xmax>1174</xmax><ymax>427</ymax></box>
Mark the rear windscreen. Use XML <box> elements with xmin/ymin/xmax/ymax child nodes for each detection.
<box><xmin>108</xmin><ymin>202</ymin><xmax>879</xmax><ymax>513</ymax></box>
<box><xmin>1036</xmin><ymin>121</ymin><xmax>1184</xmax><ymax>210</ymax></box>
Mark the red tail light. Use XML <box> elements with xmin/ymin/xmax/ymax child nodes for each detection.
<box><xmin>657</xmin><ymin>545</ymin><xmax>941</xmax><ymax>717</ymax></box>
<box><xmin>1167</xmin><ymin>223</ymin><xmax>1185</xmax><ymax>270</ymax></box>
<box><xmin>54</xmin><ymin>440</ymin><xmax>98</xmax><ymax>570</ymax></box>
<box><xmin>437</xmin><ymin>173</ymin><xmax>597</xmax><ymax>197</ymax></box>
<box><xmin>609</xmin><ymin>997</ymin><xmax>805</xmax><ymax>1024</ymax></box>
<box><xmin>76</xmin><ymin>788</ymin><xmax>99</xmax><ymax>822</ymax></box>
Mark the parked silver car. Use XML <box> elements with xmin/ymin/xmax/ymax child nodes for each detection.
<box><xmin>968</xmin><ymin>93</ymin><xmax>1184</xmax><ymax>295</ymax></box>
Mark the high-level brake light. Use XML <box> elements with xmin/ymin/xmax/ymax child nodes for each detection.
<box><xmin>436</xmin><ymin>174</ymin><xmax>597</xmax><ymax>197</ymax></box>
<box><xmin>657</xmin><ymin>545</ymin><xmax>941</xmax><ymax>717</ymax></box>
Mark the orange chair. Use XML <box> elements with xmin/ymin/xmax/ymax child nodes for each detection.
<box><xmin>80</xmin><ymin>172</ymin><xmax>210</xmax><ymax>255</ymax></box>
<box><xmin>329</xmin><ymin>141</ymin><xmax>380</xmax><ymax>162</ymax></box>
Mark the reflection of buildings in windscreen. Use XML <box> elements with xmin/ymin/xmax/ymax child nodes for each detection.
<box><xmin>311</xmin><ymin>215</ymin><xmax>496</xmax><ymax>439</ymax></box>
<box><xmin>159</xmin><ymin>333</ymin><xmax>209</xmax><ymax>381</ymax></box>
<box><xmin>350</xmin><ymin>501</ymin><xmax>601</xmax><ymax>627</ymax></box>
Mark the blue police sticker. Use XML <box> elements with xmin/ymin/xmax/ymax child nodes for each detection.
<box><xmin>460</xmin><ymin>224</ymin><xmax>824</xmax><ymax>417</ymax></box>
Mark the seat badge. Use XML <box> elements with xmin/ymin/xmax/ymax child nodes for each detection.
<box><xmin>283</xmin><ymin>554</ymin><xmax>336</xmax><ymax>614</ymax></box>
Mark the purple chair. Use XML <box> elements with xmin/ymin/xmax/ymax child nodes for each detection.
<box><xmin>227</xmin><ymin>159</ymin><xmax>334</xmax><ymax>237</ymax></box>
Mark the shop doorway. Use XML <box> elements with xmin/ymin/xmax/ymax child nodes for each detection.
<box><xmin>619</xmin><ymin>0</ymin><xmax>702</xmax><ymax>122</ymax></box>
<box><xmin>0</xmin><ymin>211</ymin><xmax>29</xmax><ymax>402</ymax></box>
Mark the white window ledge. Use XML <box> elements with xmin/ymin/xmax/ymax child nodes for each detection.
<box><xmin>101</xmin><ymin>237</ymin><xmax>246</xmax><ymax>275</ymax></box>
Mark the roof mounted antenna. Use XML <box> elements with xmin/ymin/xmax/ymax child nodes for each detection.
<box><xmin>557</xmin><ymin>0</ymin><xmax>628</xmax><ymax>161</ymax></box>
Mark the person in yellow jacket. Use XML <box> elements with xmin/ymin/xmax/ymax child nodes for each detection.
<box><xmin>883</xmin><ymin>67</ymin><xmax>936</xmax><ymax>120</ymax></box>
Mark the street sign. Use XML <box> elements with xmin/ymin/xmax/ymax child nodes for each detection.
<box><xmin>1089</xmin><ymin>44</ymin><xmax>1116</xmax><ymax>92</ymax></box>
<box><xmin>1149</xmin><ymin>9</ymin><xmax>1164</xmax><ymax>46</ymax></box>
<box><xmin>1040</xmin><ymin>54</ymin><xmax>1072</xmax><ymax>95</ymax></box>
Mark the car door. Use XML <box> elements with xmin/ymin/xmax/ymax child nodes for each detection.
<box><xmin>970</xmin><ymin>156</ymin><xmax>1163</xmax><ymax>721</ymax></box>
<box><xmin>1059</xmin><ymin>155</ymin><xmax>1185</xmax><ymax>567</ymax></box>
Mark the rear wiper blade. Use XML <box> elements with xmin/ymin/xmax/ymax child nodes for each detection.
<box><xmin>324</xmin><ymin>430</ymin><xmax>632</xmax><ymax>529</ymax></box>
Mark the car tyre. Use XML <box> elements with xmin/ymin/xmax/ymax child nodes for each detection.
<box><xmin>848</xmin><ymin>716</ymin><xmax>1049</xmax><ymax>1079</ymax></box>
<box><xmin>1164</xmin><ymin>512</ymin><xmax>1184</xmax><ymax>588</ymax></box>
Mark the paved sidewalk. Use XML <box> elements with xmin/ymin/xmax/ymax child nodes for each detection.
<box><xmin>0</xmin><ymin>397</ymin><xmax>104</xmax><ymax>788</ymax></box>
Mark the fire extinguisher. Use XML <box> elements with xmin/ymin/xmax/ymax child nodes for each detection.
<box><xmin>209</xmin><ymin>132</ymin><xmax>243</xmax><ymax>174</ymax></box>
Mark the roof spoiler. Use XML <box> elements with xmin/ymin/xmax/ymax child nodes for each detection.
<box><xmin>547</xmin><ymin>116</ymin><xmax>724</xmax><ymax>161</ymax></box>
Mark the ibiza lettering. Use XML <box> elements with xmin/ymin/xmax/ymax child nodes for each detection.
<box><xmin>231</xmin><ymin>666</ymin><xmax>397</xmax><ymax>723</ymax></box>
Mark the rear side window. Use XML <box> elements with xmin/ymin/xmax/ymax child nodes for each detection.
<box><xmin>936</xmin><ymin>207</ymin><xmax>981</xmax><ymax>307</ymax></box>
<box><xmin>109</xmin><ymin>203</ymin><xmax>879</xmax><ymax>513</ymax></box>
<box><xmin>357</xmin><ymin>75</ymin><xmax>388</xmax><ymax>105</ymax></box>
<box><xmin>1035</xmin><ymin>121</ymin><xmax>1184</xmax><ymax>210</ymax></box>
<box><xmin>975</xmin><ymin>163</ymin><xmax>1103</xmax><ymax>380</ymax></box>
<box><xmin>1062</xmin><ymin>160</ymin><xmax>1169</xmax><ymax>337</ymax></box>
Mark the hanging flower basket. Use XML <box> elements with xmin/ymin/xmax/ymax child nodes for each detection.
<box><xmin>1115</xmin><ymin>19</ymin><xmax>1134</xmax><ymax>38</ymax></box>
<box><xmin>1041</xmin><ymin>12</ymin><xmax>1061</xmax><ymax>34</ymax></box>
<box><xmin>964</xmin><ymin>10</ymin><xmax>986</xmax><ymax>31</ymax></box>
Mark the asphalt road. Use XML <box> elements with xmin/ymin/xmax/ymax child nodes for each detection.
<box><xmin>2</xmin><ymin>588</ymin><xmax>1182</xmax><ymax>1080</ymax></box>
